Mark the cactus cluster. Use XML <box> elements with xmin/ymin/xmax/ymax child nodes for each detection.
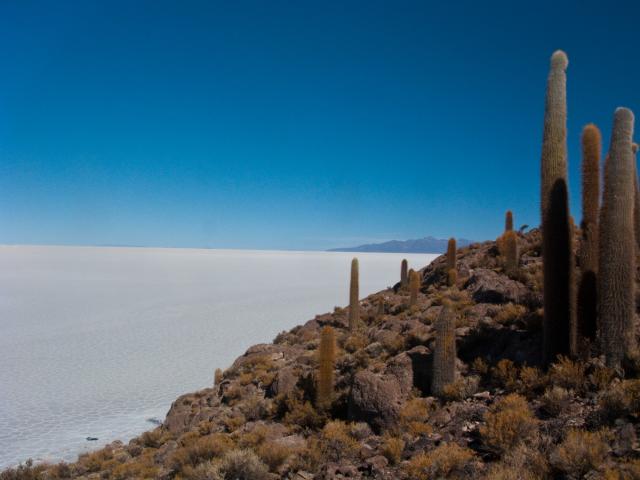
<box><xmin>316</xmin><ymin>326</ymin><xmax>336</xmax><ymax>410</ymax></box>
<box><xmin>432</xmin><ymin>306</ymin><xmax>456</xmax><ymax>396</ymax></box>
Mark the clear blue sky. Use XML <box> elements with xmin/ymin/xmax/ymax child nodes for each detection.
<box><xmin>1</xmin><ymin>1</ymin><xmax>638</xmax><ymax>250</ymax></box>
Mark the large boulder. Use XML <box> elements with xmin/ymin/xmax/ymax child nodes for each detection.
<box><xmin>348</xmin><ymin>350</ymin><xmax>422</xmax><ymax>432</ymax></box>
<box><xmin>464</xmin><ymin>268</ymin><xmax>528</xmax><ymax>304</ymax></box>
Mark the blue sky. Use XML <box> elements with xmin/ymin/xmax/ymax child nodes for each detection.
<box><xmin>0</xmin><ymin>1</ymin><xmax>638</xmax><ymax>250</ymax></box>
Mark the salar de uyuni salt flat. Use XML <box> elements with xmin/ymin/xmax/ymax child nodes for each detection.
<box><xmin>0</xmin><ymin>245</ymin><xmax>435</xmax><ymax>469</ymax></box>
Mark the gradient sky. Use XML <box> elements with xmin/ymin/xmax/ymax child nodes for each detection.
<box><xmin>1</xmin><ymin>1</ymin><xmax>639</xmax><ymax>250</ymax></box>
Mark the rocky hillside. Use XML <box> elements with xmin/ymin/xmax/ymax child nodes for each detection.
<box><xmin>4</xmin><ymin>227</ymin><xmax>640</xmax><ymax>480</ymax></box>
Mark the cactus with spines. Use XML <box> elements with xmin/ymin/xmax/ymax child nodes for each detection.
<box><xmin>598</xmin><ymin>108</ymin><xmax>636</xmax><ymax>368</ymax></box>
<box><xmin>409</xmin><ymin>269</ymin><xmax>420</xmax><ymax>307</ymax></box>
<box><xmin>400</xmin><ymin>259</ymin><xmax>408</xmax><ymax>288</ymax></box>
<box><xmin>447</xmin><ymin>268</ymin><xmax>458</xmax><ymax>287</ymax></box>
<box><xmin>540</xmin><ymin>50</ymin><xmax>575</xmax><ymax>363</ymax></box>
<box><xmin>316</xmin><ymin>326</ymin><xmax>336</xmax><ymax>410</ymax></box>
<box><xmin>446</xmin><ymin>238</ymin><xmax>456</xmax><ymax>285</ymax></box>
<box><xmin>633</xmin><ymin>143</ymin><xmax>640</xmax><ymax>253</ymax></box>
<box><xmin>349</xmin><ymin>258</ymin><xmax>359</xmax><ymax>331</ymax></box>
<box><xmin>505</xmin><ymin>210</ymin><xmax>514</xmax><ymax>232</ymax></box>
<box><xmin>432</xmin><ymin>305</ymin><xmax>456</xmax><ymax>396</ymax></box>
<box><xmin>503</xmin><ymin>230</ymin><xmax>519</xmax><ymax>275</ymax></box>
<box><xmin>577</xmin><ymin>124</ymin><xmax>601</xmax><ymax>343</ymax></box>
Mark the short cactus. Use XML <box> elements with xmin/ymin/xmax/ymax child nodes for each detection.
<box><xmin>349</xmin><ymin>258</ymin><xmax>359</xmax><ymax>331</ymax></box>
<box><xmin>577</xmin><ymin>124</ymin><xmax>601</xmax><ymax>343</ymax></box>
<box><xmin>432</xmin><ymin>306</ymin><xmax>456</xmax><ymax>396</ymax></box>
<box><xmin>503</xmin><ymin>230</ymin><xmax>519</xmax><ymax>275</ymax></box>
<box><xmin>400</xmin><ymin>259</ymin><xmax>408</xmax><ymax>288</ymax></box>
<box><xmin>598</xmin><ymin>108</ymin><xmax>636</xmax><ymax>368</ymax></box>
<box><xmin>409</xmin><ymin>269</ymin><xmax>420</xmax><ymax>307</ymax></box>
<box><xmin>316</xmin><ymin>326</ymin><xmax>336</xmax><ymax>410</ymax></box>
<box><xmin>540</xmin><ymin>50</ymin><xmax>575</xmax><ymax>363</ymax></box>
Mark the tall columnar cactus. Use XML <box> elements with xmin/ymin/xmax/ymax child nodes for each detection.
<box><xmin>401</xmin><ymin>259</ymin><xmax>409</xmax><ymax>288</ymax></box>
<box><xmin>432</xmin><ymin>305</ymin><xmax>456</xmax><ymax>396</ymax></box>
<box><xmin>540</xmin><ymin>50</ymin><xmax>575</xmax><ymax>363</ymax></box>
<box><xmin>446</xmin><ymin>238</ymin><xmax>456</xmax><ymax>271</ymax></box>
<box><xmin>316</xmin><ymin>325</ymin><xmax>336</xmax><ymax>410</ymax></box>
<box><xmin>503</xmin><ymin>230</ymin><xmax>519</xmax><ymax>275</ymax></box>
<box><xmin>409</xmin><ymin>269</ymin><xmax>420</xmax><ymax>307</ymax></box>
<box><xmin>577</xmin><ymin>124</ymin><xmax>601</xmax><ymax>343</ymax></box>
<box><xmin>633</xmin><ymin>143</ymin><xmax>640</xmax><ymax>252</ymax></box>
<box><xmin>349</xmin><ymin>258</ymin><xmax>359</xmax><ymax>330</ymax></box>
<box><xmin>446</xmin><ymin>238</ymin><xmax>456</xmax><ymax>286</ymax></box>
<box><xmin>598</xmin><ymin>108</ymin><xmax>636</xmax><ymax>368</ymax></box>
<box><xmin>505</xmin><ymin>210</ymin><xmax>514</xmax><ymax>232</ymax></box>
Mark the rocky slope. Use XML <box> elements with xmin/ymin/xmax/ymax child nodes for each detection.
<box><xmin>4</xmin><ymin>228</ymin><xmax>640</xmax><ymax>480</ymax></box>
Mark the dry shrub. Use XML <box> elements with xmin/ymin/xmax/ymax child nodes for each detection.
<box><xmin>400</xmin><ymin>398</ymin><xmax>433</xmax><ymax>436</ymax></box>
<box><xmin>111</xmin><ymin>451</ymin><xmax>159</xmax><ymax>480</ymax></box>
<box><xmin>548</xmin><ymin>356</ymin><xmax>586</xmax><ymax>391</ymax></box>
<box><xmin>518</xmin><ymin>365</ymin><xmax>544</xmax><ymax>394</ymax></box>
<box><xmin>170</xmin><ymin>433</ymin><xmax>235</xmax><ymax>469</ymax></box>
<box><xmin>0</xmin><ymin>461</ymin><xmax>48</xmax><ymax>480</ymax></box>
<box><xmin>257</xmin><ymin>442</ymin><xmax>293</xmax><ymax>471</ymax></box>
<box><xmin>483</xmin><ymin>443</ymin><xmax>550</xmax><ymax>480</ymax></box>
<box><xmin>283</xmin><ymin>400</ymin><xmax>324</xmax><ymax>430</ymax></box>
<box><xmin>491</xmin><ymin>359</ymin><xmax>519</xmax><ymax>391</ymax></box>
<box><xmin>405</xmin><ymin>443</ymin><xmax>475</xmax><ymax>479</ymax></box>
<box><xmin>601</xmin><ymin>459</ymin><xmax>640</xmax><ymax>479</ymax></box>
<box><xmin>480</xmin><ymin>394</ymin><xmax>539</xmax><ymax>455</ymax></box>
<box><xmin>494</xmin><ymin>303</ymin><xmax>526</xmax><ymax>325</ymax></box>
<box><xmin>343</xmin><ymin>333</ymin><xmax>368</xmax><ymax>353</ymax></box>
<box><xmin>381</xmin><ymin>435</ymin><xmax>405</xmax><ymax>465</ymax></box>
<box><xmin>541</xmin><ymin>386</ymin><xmax>572</xmax><ymax>416</ymax></box>
<box><xmin>550</xmin><ymin>429</ymin><xmax>610</xmax><ymax>477</ymax></box>
<box><xmin>598</xmin><ymin>379</ymin><xmax>640</xmax><ymax>420</ymax></box>
<box><xmin>319</xmin><ymin>421</ymin><xmax>359</xmax><ymax>462</ymax></box>
<box><xmin>471</xmin><ymin>357</ymin><xmax>489</xmax><ymax>376</ymax></box>
<box><xmin>442</xmin><ymin>376</ymin><xmax>480</xmax><ymax>401</ymax></box>
<box><xmin>217</xmin><ymin>449</ymin><xmax>269</xmax><ymax>480</ymax></box>
<box><xmin>78</xmin><ymin>448</ymin><xmax>114</xmax><ymax>473</ymax></box>
<box><xmin>181</xmin><ymin>461</ymin><xmax>222</xmax><ymax>480</ymax></box>
<box><xmin>589</xmin><ymin>365</ymin><xmax>616</xmax><ymax>391</ymax></box>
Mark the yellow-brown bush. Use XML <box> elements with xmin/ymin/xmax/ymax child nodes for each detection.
<box><xmin>598</xmin><ymin>379</ymin><xmax>640</xmax><ymax>420</ymax></box>
<box><xmin>283</xmin><ymin>399</ymin><xmax>325</xmax><ymax>430</ymax></box>
<box><xmin>171</xmin><ymin>433</ymin><xmax>235</xmax><ymax>471</ymax></box>
<box><xmin>405</xmin><ymin>443</ymin><xmax>475</xmax><ymax>479</ymax></box>
<box><xmin>257</xmin><ymin>442</ymin><xmax>294</xmax><ymax>471</ymax></box>
<box><xmin>494</xmin><ymin>303</ymin><xmax>526</xmax><ymax>325</ymax></box>
<box><xmin>483</xmin><ymin>443</ymin><xmax>550</xmax><ymax>480</ymax></box>
<box><xmin>491</xmin><ymin>359</ymin><xmax>519</xmax><ymax>391</ymax></box>
<box><xmin>319</xmin><ymin>421</ymin><xmax>360</xmax><ymax>462</ymax></box>
<box><xmin>550</xmin><ymin>429</ymin><xmax>610</xmax><ymax>477</ymax></box>
<box><xmin>381</xmin><ymin>435</ymin><xmax>405</xmax><ymax>465</ymax></box>
<box><xmin>548</xmin><ymin>356</ymin><xmax>586</xmax><ymax>391</ymax></box>
<box><xmin>480</xmin><ymin>394</ymin><xmax>539</xmax><ymax>455</ymax></box>
<box><xmin>541</xmin><ymin>386</ymin><xmax>571</xmax><ymax>416</ymax></box>
<box><xmin>399</xmin><ymin>397</ymin><xmax>433</xmax><ymax>436</ymax></box>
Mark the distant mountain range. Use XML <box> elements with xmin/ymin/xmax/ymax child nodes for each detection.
<box><xmin>328</xmin><ymin>236</ymin><xmax>473</xmax><ymax>254</ymax></box>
